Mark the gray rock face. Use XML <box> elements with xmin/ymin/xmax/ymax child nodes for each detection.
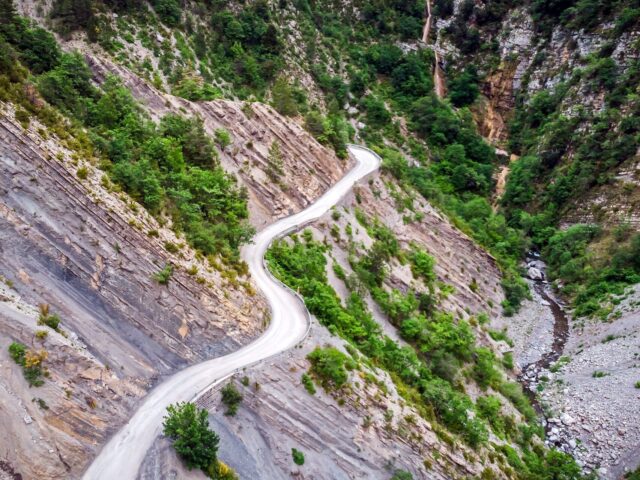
<box><xmin>0</xmin><ymin>103</ymin><xmax>265</xmax><ymax>479</ymax></box>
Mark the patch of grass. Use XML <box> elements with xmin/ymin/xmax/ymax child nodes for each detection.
<box><xmin>37</xmin><ymin>304</ymin><xmax>61</xmax><ymax>331</ymax></box>
<box><xmin>592</xmin><ymin>370</ymin><xmax>608</xmax><ymax>378</ymax></box>
<box><xmin>153</xmin><ymin>264</ymin><xmax>173</xmax><ymax>285</ymax></box>
<box><xmin>76</xmin><ymin>166</ymin><xmax>89</xmax><ymax>179</ymax></box>
<box><xmin>301</xmin><ymin>373</ymin><xmax>316</xmax><ymax>394</ymax></box>
<box><xmin>488</xmin><ymin>329</ymin><xmax>514</xmax><ymax>347</ymax></box>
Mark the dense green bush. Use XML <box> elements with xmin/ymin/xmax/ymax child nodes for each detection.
<box><xmin>291</xmin><ymin>447</ymin><xmax>305</xmax><ymax>465</ymax></box>
<box><xmin>408</xmin><ymin>249</ymin><xmax>436</xmax><ymax>284</ymax></box>
<box><xmin>152</xmin><ymin>0</ymin><xmax>181</xmax><ymax>26</ymax></box>
<box><xmin>448</xmin><ymin>66</ymin><xmax>480</xmax><ymax>107</ymax></box>
<box><xmin>8</xmin><ymin>341</ymin><xmax>26</xmax><ymax>364</ymax></box>
<box><xmin>163</xmin><ymin>402</ymin><xmax>219</xmax><ymax>470</ymax></box>
<box><xmin>221</xmin><ymin>383</ymin><xmax>243</xmax><ymax>416</ymax></box>
<box><xmin>307</xmin><ymin>347</ymin><xmax>355</xmax><ymax>389</ymax></box>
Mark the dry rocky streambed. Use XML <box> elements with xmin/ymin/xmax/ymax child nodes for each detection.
<box><xmin>500</xmin><ymin>256</ymin><xmax>640</xmax><ymax>478</ymax></box>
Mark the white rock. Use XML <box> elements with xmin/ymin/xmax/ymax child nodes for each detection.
<box><xmin>561</xmin><ymin>413</ymin><xmax>575</xmax><ymax>425</ymax></box>
<box><xmin>23</xmin><ymin>415</ymin><xmax>32</xmax><ymax>425</ymax></box>
<box><xmin>527</xmin><ymin>266</ymin><xmax>545</xmax><ymax>280</ymax></box>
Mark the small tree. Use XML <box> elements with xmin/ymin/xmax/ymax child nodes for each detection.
<box><xmin>163</xmin><ymin>402</ymin><xmax>219</xmax><ymax>470</ymax></box>
<box><xmin>221</xmin><ymin>382</ymin><xmax>243</xmax><ymax>416</ymax></box>
<box><xmin>271</xmin><ymin>77</ymin><xmax>298</xmax><ymax>117</ymax></box>
<box><xmin>214</xmin><ymin>128</ymin><xmax>232</xmax><ymax>149</ymax></box>
<box><xmin>266</xmin><ymin>141</ymin><xmax>284</xmax><ymax>180</ymax></box>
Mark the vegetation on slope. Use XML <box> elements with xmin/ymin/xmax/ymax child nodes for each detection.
<box><xmin>0</xmin><ymin>4</ymin><xmax>252</xmax><ymax>263</ymax></box>
<box><xmin>267</xmin><ymin>230</ymin><xmax>583</xmax><ymax>476</ymax></box>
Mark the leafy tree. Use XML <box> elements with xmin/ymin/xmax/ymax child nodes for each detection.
<box><xmin>271</xmin><ymin>77</ymin><xmax>298</xmax><ymax>116</ymax></box>
<box><xmin>17</xmin><ymin>23</ymin><xmax>60</xmax><ymax>74</ymax></box>
<box><xmin>409</xmin><ymin>249</ymin><xmax>436</xmax><ymax>284</ymax></box>
<box><xmin>448</xmin><ymin>66</ymin><xmax>480</xmax><ymax>107</ymax></box>
<box><xmin>152</xmin><ymin>0</ymin><xmax>181</xmax><ymax>26</ymax></box>
<box><xmin>163</xmin><ymin>402</ymin><xmax>220</xmax><ymax>470</ymax></box>
<box><xmin>362</xmin><ymin>95</ymin><xmax>391</xmax><ymax>128</ymax></box>
<box><xmin>51</xmin><ymin>0</ymin><xmax>94</xmax><ymax>33</ymax></box>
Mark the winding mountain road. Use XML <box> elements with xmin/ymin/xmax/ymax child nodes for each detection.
<box><xmin>83</xmin><ymin>145</ymin><xmax>380</xmax><ymax>480</ymax></box>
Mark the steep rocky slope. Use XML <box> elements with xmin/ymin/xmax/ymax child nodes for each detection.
<box><xmin>0</xmin><ymin>101</ymin><xmax>269</xmax><ymax>478</ymax></box>
<box><xmin>431</xmin><ymin>2</ymin><xmax>640</xmax><ymax>476</ymax></box>
<box><xmin>4</xmin><ymin>0</ymin><xmax>639</xmax><ymax>478</ymax></box>
<box><xmin>0</xmin><ymin>34</ymin><xmax>350</xmax><ymax>478</ymax></box>
<box><xmin>138</xmin><ymin>169</ymin><xmax>514</xmax><ymax>479</ymax></box>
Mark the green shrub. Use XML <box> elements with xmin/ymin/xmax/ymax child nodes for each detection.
<box><xmin>214</xmin><ymin>128</ymin><xmax>232</xmax><ymax>149</ymax></box>
<box><xmin>153</xmin><ymin>264</ymin><xmax>173</xmax><ymax>285</ymax></box>
<box><xmin>9</xmin><ymin>343</ymin><xmax>46</xmax><ymax>387</ymax></box>
<box><xmin>291</xmin><ymin>447</ymin><xmax>305</xmax><ymax>466</ymax></box>
<box><xmin>502</xmin><ymin>352</ymin><xmax>514</xmax><ymax>370</ymax></box>
<box><xmin>207</xmin><ymin>460</ymin><xmax>239</xmax><ymax>480</ymax></box>
<box><xmin>390</xmin><ymin>470</ymin><xmax>413</xmax><ymax>480</ymax></box>
<box><xmin>301</xmin><ymin>373</ymin><xmax>316</xmax><ymax>394</ymax></box>
<box><xmin>221</xmin><ymin>382</ymin><xmax>243</xmax><ymax>416</ymax></box>
<box><xmin>448</xmin><ymin>66</ymin><xmax>480</xmax><ymax>107</ymax></box>
<box><xmin>409</xmin><ymin>248</ymin><xmax>436</xmax><ymax>284</ymax></box>
<box><xmin>307</xmin><ymin>347</ymin><xmax>354</xmax><ymax>390</ymax></box>
<box><xmin>488</xmin><ymin>329</ymin><xmax>514</xmax><ymax>347</ymax></box>
<box><xmin>152</xmin><ymin>0</ymin><xmax>181</xmax><ymax>26</ymax></box>
<box><xmin>472</xmin><ymin>347</ymin><xmax>501</xmax><ymax>390</ymax></box>
<box><xmin>38</xmin><ymin>304</ymin><xmax>60</xmax><ymax>331</ymax></box>
<box><xmin>8</xmin><ymin>341</ymin><xmax>26</xmax><ymax>365</ymax></box>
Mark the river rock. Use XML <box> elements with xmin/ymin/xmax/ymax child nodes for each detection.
<box><xmin>527</xmin><ymin>266</ymin><xmax>545</xmax><ymax>280</ymax></box>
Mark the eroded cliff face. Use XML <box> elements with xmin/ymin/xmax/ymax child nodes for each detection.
<box><xmin>0</xmin><ymin>41</ymin><xmax>352</xmax><ymax>476</ymax></box>
<box><xmin>0</xmin><ymin>100</ymin><xmax>272</xmax><ymax>478</ymax></box>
